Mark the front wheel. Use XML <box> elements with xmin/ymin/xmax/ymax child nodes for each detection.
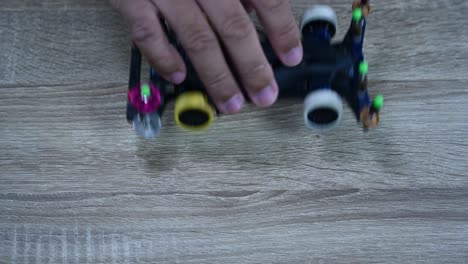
<box><xmin>174</xmin><ymin>91</ymin><xmax>216</xmax><ymax>132</ymax></box>
<box><xmin>303</xmin><ymin>89</ymin><xmax>343</xmax><ymax>132</ymax></box>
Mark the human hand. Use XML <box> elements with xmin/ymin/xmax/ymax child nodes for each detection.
<box><xmin>111</xmin><ymin>0</ymin><xmax>303</xmax><ymax>114</ymax></box>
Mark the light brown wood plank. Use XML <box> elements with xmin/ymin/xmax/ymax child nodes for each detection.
<box><xmin>0</xmin><ymin>1</ymin><xmax>467</xmax><ymax>85</ymax></box>
<box><xmin>0</xmin><ymin>0</ymin><xmax>111</xmax><ymax>10</ymax></box>
<box><xmin>1</xmin><ymin>0</ymin><xmax>468</xmax><ymax>263</ymax></box>
<box><xmin>0</xmin><ymin>80</ymin><xmax>467</xmax><ymax>194</ymax></box>
<box><xmin>0</xmin><ymin>189</ymin><xmax>467</xmax><ymax>263</ymax></box>
<box><xmin>0</xmin><ymin>9</ymin><xmax>129</xmax><ymax>85</ymax></box>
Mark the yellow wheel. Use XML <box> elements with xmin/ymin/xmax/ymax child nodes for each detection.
<box><xmin>174</xmin><ymin>91</ymin><xmax>216</xmax><ymax>131</ymax></box>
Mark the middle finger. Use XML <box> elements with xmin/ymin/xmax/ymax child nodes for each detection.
<box><xmin>197</xmin><ymin>0</ymin><xmax>278</xmax><ymax>107</ymax></box>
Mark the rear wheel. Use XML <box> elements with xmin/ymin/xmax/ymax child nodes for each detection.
<box><xmin>300</xmin><ymin>5</ymin><xmax>338</xmax><ymax>39</ymax></box>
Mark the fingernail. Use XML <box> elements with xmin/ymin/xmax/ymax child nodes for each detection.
<box><xmin>220</xmin><ymin>93</ymin><xmax>244</xmax><ymax>114</ymax></box>
<box><xmin>282</xmin><ymin>45</ymin><xmax>303</xmax><ymax>66</ymax></box>
<box><xmin>170</xmin><ymin>71</ymin><xmax>185</xmax><ymax>84</ymax></box>
<box><xmin>251</xmin><ymin>81</ymin><xmax>278</xmax><ymax>107</ymax></box>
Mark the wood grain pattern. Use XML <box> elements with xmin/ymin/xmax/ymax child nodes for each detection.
<box><xmin>1</xmin><ymin>189</ymin><xmax>468</xmax><ymax>263</ymax></box>
<box><xmin>1</xmin><ymin>0</ymin><xmax>467</xmax><ymax>263</ymax></box>
<box><xmin>1</xmin><ymin>1</ymin><xmax>468</xmax><ymax>85</ymax></box>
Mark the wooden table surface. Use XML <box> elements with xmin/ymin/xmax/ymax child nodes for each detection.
<box><xmin>1</xmin><ymin>0</ymin><xmax>467</xmax><ymax>263</ymax></box>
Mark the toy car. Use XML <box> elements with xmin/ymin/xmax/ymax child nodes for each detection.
<box><xmin>126</xmin><ymin>0</ymin><xmax>383</xmax><ymax>139</ymax></box>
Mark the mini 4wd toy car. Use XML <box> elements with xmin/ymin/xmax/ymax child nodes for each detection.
<box><xmin>125</xmin><ymin>0</ymin><xmax>383</xmax><ymax>139</ymax></box>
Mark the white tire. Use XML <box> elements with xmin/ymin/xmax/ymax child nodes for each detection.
<box><xmin>303</xmin><ymin>89</ymin><xmax>343</xmax><ymax>132</ymax></box>
<box><xmin>300</xmin><ymin>5</ymin><xmax>338</xmax><ymax>37</ymax></box>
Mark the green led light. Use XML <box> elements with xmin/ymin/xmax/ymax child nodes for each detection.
<box><xmin>141</xmin><ymin>84</ymin><xmax>151</xmax><ymax>98</ymax></box>
<box><xmin>373</xmin><ymin>94</ymin><xmax>384</xmax><ymax>110</ymax></box>
<box><xmin>353</xmin><ymin>8</ymin><xmax>363</xmax><ymax>21</ymax></box>
<box><xmin>359</xmin><ymin>61</ymin><xmax>369</xmax><ymax>75</ymax></box>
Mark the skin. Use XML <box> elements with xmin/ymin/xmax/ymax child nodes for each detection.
<box><xmin>111</xmin><ymin>0</ymin><xmax>303</xmax><ymax>114</ymax></box>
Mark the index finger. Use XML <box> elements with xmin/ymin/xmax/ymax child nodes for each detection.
<box><xmin>111</xmin><ymin>0</ymin><xmax>187</xmax><ymax>84</ymax></box>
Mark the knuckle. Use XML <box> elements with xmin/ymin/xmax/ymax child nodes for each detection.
<box><xmin>241</xmin><ymin>62</ymin><xmax>273</xmax><ymax>92</ymax></box>
<box><xmin>205</xmin><ymin>70</ymin><xmax>231</xmax><ymax>89</ymax></box>
<box><xmin>256</xmin><ymin>0</ymin><xmax>287</xmax><ymax>12</ymax></box>
<box><xmin>130</xmin><ymin>18</ymin><xmax>159</xmax><ymax>43</ymax></box>
<box><xmin>204</xmin><ymin>71</ymin><xmax>235</xmax><ymax>101</ymax></box>
<box><xmin>274</xmin><ymin>20</ymin><xmax>300</xmax><ymax>50</ymax></box>
<box><xmin>184</xmin><ymin>26</ymin><xmax>218</xmax><ymax>53</ymax></box>
<box><xmin>151</xmin><ymin>53</ymin><xmax>178</xmax><ymax>74</ymax></box>
<box><xmin>219</xmin><ymin>12</ymin><xmax>253</xmax><ymax>41</ymax></box>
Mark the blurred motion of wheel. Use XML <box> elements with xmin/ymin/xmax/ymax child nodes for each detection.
<box><xmin>303</xmin><ymin>89</ymin><xmax>343</xmax><ymax>132</ymax></box>
<box><xmin>174</xmin><ymin>91</ymin><xmax>216</xmax><ymax>132</ymax></box>
<box><xmin>300</xmin><ymin>5</ymin><xmax>339</xmax><ymax>39</ymax></box>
